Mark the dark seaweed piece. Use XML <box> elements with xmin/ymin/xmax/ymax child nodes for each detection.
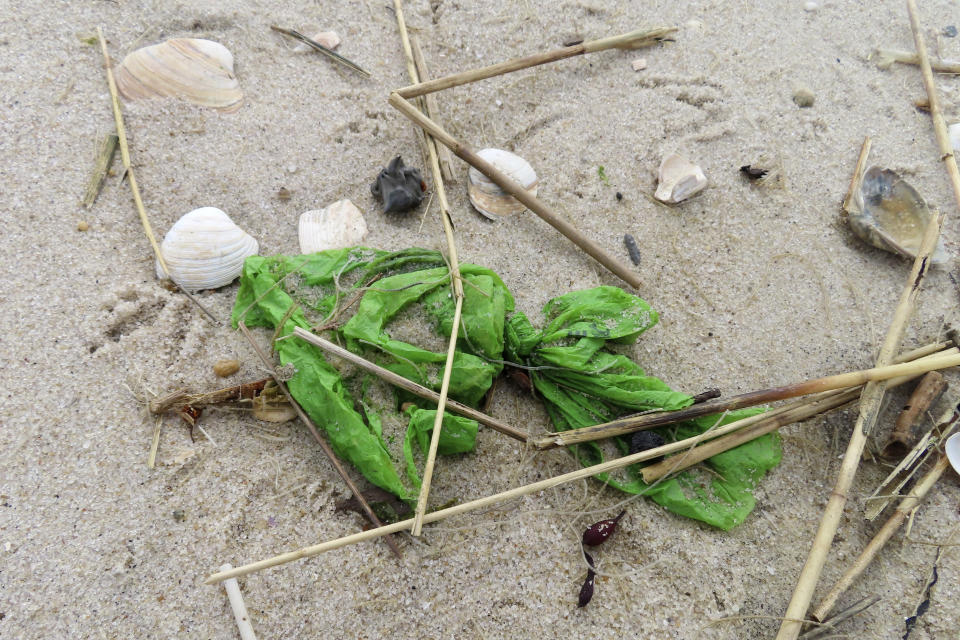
<box><xmin>740</xmin><ymin>164</ymin><xmax>768</xmax><ymax>180</ymax></box>
<box><xmin>623</xmin><ymin>234</ymin><xmax>641</xmax><ymax>265</ymax></box>
<box><xmin>629</xmin><ymin>430</ymin><xmax>666</xmax><ymax>460</ymax></box>
<box><xmin>371</xmin><ymin>156</ymin><xmax>426</xmax><ymax>214</ymax></box>
<box><xmin>582</xmin><ymin>510</ymin><xmax>626</xmax><ymax>546</ymax></box>
<box><xmin>577</xmin><ymin>552</ymin><xmax>596</xmax><ymax>607</ymax></box>
<box><xmin>615</xmin><ymin>191</ymin><xmax>623</xmax><ymax>201</ymax></box>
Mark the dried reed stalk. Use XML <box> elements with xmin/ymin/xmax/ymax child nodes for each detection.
<box><xmin>391</xmin><ymin>0</ymin><xmax>465</xmax><ymax>536</ymax></box>
<box><xmin>411</xmin><ymin>35</ymin><xmax>455</xmax><ymax>182</ymax></box>
<box><xmin>81</xmin><ymin>132</ymin><xmax>118</xmax><ymax>208</ymax></box>
<box><xmin>96</xmin><ymin>28</ymin><xmax>217</xmax><ymax>324</ymax></box>
<box><xmin>841</xmin><ymin>136</ymin><xmax>871</xmax><ymax>214</ymax></box>
<box><xmin>238</xmin><ymin>322</ymin><xmax>402</xmax><ymax>559</ymax></box>
<box><xmin>874</xmin><ymin>48</ymin><xmax>960</xmax><ymax>73</ymax></box>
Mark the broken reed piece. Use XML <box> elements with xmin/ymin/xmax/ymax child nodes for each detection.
<box><xmin>204</xmin><ymin>416</ymin><xmax>752</xmax><ymax>584</ymax></box>
<box><xmin>410</xmin><ymin>35</ymin><xmax>455</xmax><ymax>182</ymax></box>
<box><xmin>389</xmin><ymin>93</ymin><xmax>642</xmax><ymax>289</ymax></box>
<box><xmin>873</xmin><ymin>47</ymin><xmax>960</xmax><ymax>73</ymax></box>
<box><xmin>841</xmin><ymin>136</ymin><xmax>872</xmax><ymax>215</ymax></box>
<box><xmin>269</xmin><ymin>25</ymin><xmax>370</xmax><ymax>77</ymax></box>
<box><xmin>81</xmin><ymin>132</ymin><xmax>118</xmax><ymax>208</ymax></box>
<box><xmin>775</xmin><ymin>8</ymin><xmax>949</xmax><ymax>625</ymax></box>
<box><xmin>537</xmin><ymin>350</ymin><xmax>960</xmax><ymax>450</ymax></box>
<box><xmin>96</xmin><ymin>28</ymin><xmax>218</xmax><ymax>324</ymax></box>
<box><xmin>395</xmin><ymin>27</ymin><xmax>676</xmax><ymax>99</ymax></box>
<box><xmin>218</xmin><ymin>563</ymin><xmax>258</xmax><ymax>640</ymax></box>
<box><xmin>800</xmin><ymin>595</ymin><xmax>881</xmax><ymax>639</ymax></box>
<box><xmin>291</xmin><ymin>326</ymin><xmax>530</xmax><ymax>443</ymax></box>
<box><xmin>148</xmin><ymin>378</ymin><xmax>272</xmax><ymax>415</ymax></box>
<box><xmin>810</xmin><ymin>452</ymin><xmax>954</xmax><ymax>623</ymax></box>
<box><xmin>238</xmin><ymin>322</ymin><xmax>403</xmax><ymax>559</ymax></box>
<box><xmin>880</xmin><ymin>371</ymin><xmax>947</xmax><ymax>460</ymax></box>
<box><xmin>389</xmin><ymin>0</ymin><xmax>465</xmax><ymax>537</ymax></box>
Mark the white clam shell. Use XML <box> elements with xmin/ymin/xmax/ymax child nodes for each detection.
<box><xmin>467</xmin><ymin>148</ymin><xmax>539</xmax><ymax>219</ymax></box>
<box><xmin>850</xmin><ymin>166</ymin><xmax>948</xmax><ymax>264</ymax></box>
<box><xmin>946</xmin><ymin>433</ymin><xmax>960</xmax><ymax>477</ymax></box>
<box><xmin>155</xmin><ymin>207</ymin><xmax>258</xmax><ymax>290</ymax></box>
<box><xmin>115</xmin><ymin>38</ymin><xmax>243</xmax><ymax>112</ymax></box>
<box><xmin>654</xmin><ymin>154</ymin><xmax>708</xmax><ymax>204</ymax></box>
<box><xmin>298</xmin><ymin>199</ymin><xmax>368</xmax><ymax>254</ymax></box>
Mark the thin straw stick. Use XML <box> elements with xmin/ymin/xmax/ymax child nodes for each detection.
<box><xmin>81</xmin><ymin>132</ymin><xmax>118</xmax><ymax>208</ymax></box>
<box><xmin>801</xmin><ymin>595</ymin><xmax>881</xmax><ymax>639</ymax></box>
<box><xmin>389</xmin><ymin>93</ymin><xmax>643</xmax><ymax>288</ymax></box>
<box><xmin>391</xmin><ymin>0</ymin><xmax>466</xmax><ymax>536</ymax></box>
<box><xmin>811</xmin><ymin>453</ymin><xmax>953</xmax><ymax>622</ymax></box>
<box><xmin>147</xmin><ymin>415</ymin><xmax>162</xmax><ymax>469</ymax></box>
<box><xmin>203</xmin><ymin>416</ymin><xmax>745</xmax><ymax>584</ymax></box>
<box><xmin>538</xmin><ymin>351</ymin><xmax>960</xmax><ymax>449</ymax></box>
<box><xmin>218</xmin><ymin>563</ymin><xmax>258</xmax><ymax>640</ymax></box>
<box><xmin>874</xmin><ymin>48</ymin><xmax>960</xmax><ymax>73</ymax></box>
<box><xmin>269</xmin><ymin>26</ymin><xmax>370</xmax><ymax>77</ymax></box>
<box><xmin>411</xmin><ymin>35</ymin><xmax>455</xmax><ymax>182</ymax></box>
<box><xmin>292</xmin><ymin>327</ymin><xmax>529</xmax><ymax>442</ymax></box>
<box><xmin>396</xmin><ymin>27</ymin><xmax>676</xmax><ymax>98</ymax></box>
<box><xmin>96</xmin><ymin>28</ymin><xmax>218</xmax><ymax>324</ymax></box>
<box><xmin>907</xmin><ymin>0</ymin><xmax>960</xmax><ymax>209</ymax></box>
<box><xmin>775</xmin><ymin>100</ymin><xmax>946</xmax><ymax>640</ymax></box>
<box><xmin>841</xmin><ymin>136</ymin><xmax>871</xmax><ymax>214</ymax></box>
<box><xmin>238</xmin><ymin>323</ymin><xmax>402</xmax><ymax>559</ymax></box>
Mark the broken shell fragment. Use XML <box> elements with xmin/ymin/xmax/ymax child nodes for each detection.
<box><xmin>849</xmin><ymin>166</ymin><xmax>948</xmax><ymax>264</ymax></box>
<box><xmin>654</xmin><ymin>154</ymin><xmax>707</xmax><ymax>204</ymax></box>
<box><xmin>298</xmin><ymin>199</ymin><xmax>368</xmax><ymax>254</ymax></box>
<box><xmin>467</xmin><ymin>148</ymin><xmax>539</xmax><ymax>219</ymax></box>
<box><xmin>155</xmin><ymin>207</ymin><xmax>258</xmax><ymax>290</ymax></box>
<box><xmin>294</xmin><ymin>30</ymin><xmax>341</xmax><ymax>52</ymax></box>
<box><xmin>213</xmin><ymin>359</ymin><xmax>241</xmax><ymax>378</ymax></box>
<box><xmin>115</xmin><ymin>38</ymin><xmax>243</xmax><ymax>112</ymax></box>
<box><xmin>371</xmin><ymin>156</ymin><xmax>425</xmax><ymax>214</ymax></box>
<box><xmin>946</xmin><ymin>433</ymin><xmax>960</xmax><ymax>476</ymax></box>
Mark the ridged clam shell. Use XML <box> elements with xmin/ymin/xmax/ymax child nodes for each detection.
<box><xmin>115</xmin><ymin>38</ymin><xmax>243</xmax><ymax>112</ymax></box>
<box><xmin>654</xmin><ymin>154</ymin><xmax>707</xmax><ymax>204</ymax></box>
<box><xmin>298</xmin><ymin>199</ymin><xmax>368</xmax><ymax>254</ymax></box>
<box><xmin>850</xmin><ymin>166</ymin><xmax>947</xmax><ymax>264</ymax></box>
<box><xmin>467</xmin><ymin>148</ymin><xmax>539</xmax><ymax>219</ymax></box>
<box><xmin>155</xmin><ymin>207</ymin><xmax>258</xmax><ymax>290</ymax></box>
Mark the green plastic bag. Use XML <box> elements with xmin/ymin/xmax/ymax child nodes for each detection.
<box><xmin>232</xmin><ymin>248</ymin><xmax>781</xmax><ymax>528</ymax></box>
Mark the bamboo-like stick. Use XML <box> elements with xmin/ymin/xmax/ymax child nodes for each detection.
<box><xmin>411</xmin><ymin>35</ymin><xmax>455</xmax><ymax>182</ymax></box>
<box><xmin>96</xmin><ymin>28</ymin><xmax>218</xmax><ymax>324</ymax></box>
<box><xmin>203</xmin><ymin>416</ymin><xmax>743</xmax><ymax>584</ymax></box>
<box><xmin>81</xmin><ymin>132</ymin><xmax>118</xmax><ymax>208</ymax></box>
<box><xmin>396</xmin><ymin>27</ymin><xmax>676</xmax><ymax>98</ymax></box>
<box><xmin>874</xmin><ymin>48</ymin><xmax>960</xmax><ymax>73</ymax></box>
<box><xmin>389</xmin><ymin>93</ymin><xmax>643</xmax><ymax>289</ymax></box>
<box><xmin>537</xmin><ymin>351</ymin><xmax>960</xmax><ymax>450</ymax></box>
<box><xmin>841</xmin><ymin>136</ymin><xmax>871</xmax><ymax>214</ymax></box>
<box><xmin>775</xmin><ymin>104</ymin><xmax>947</xmax><ymax>640</ymax></box>
<box><xmin>238</xmin><ymin>323</ymin><xmax>402</xmax><ymax>559</ymax></box>
<box><xmin>391</xmin><ymin>0</ymin><xmax>466</xmax><ymax>536</ymax></box>
<box><xmin>291</xmin><ymin>327</ymin><xmax>529</xmax><ymax>442</ymax></box>
<box><xmin>907</xmin><ymin>1</ymin><xmax>960</xmax><ymax>210</ymax></box>
<box><xmin>880</xmin><ymin>371</ymin><xmax>947</xmax><ymax>460</ymax></box>
<box><xmin>218</xmin><ymin>563</ymin><xmax>258</xmax><ymax>640</ymax></box>
<box><xmin>810</xmin><ymin>455</ymin><xmax>952</xmax><ymax>623</ymax></box>
<box><xmin>800</xmin><ymin>595</ymin><xmax>881</xmax><ymax>639</ymax></box>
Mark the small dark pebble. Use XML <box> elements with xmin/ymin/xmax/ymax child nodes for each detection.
<box><xmin>943</xmin><ymin>25</ymin><xmax>957</xmax><ymax>37</ymax></box>
<box><xmin>582</xmin><ymin>510</ymin><xmax>626</xmax><ymax>546</ymax></box>
<box><xmin>629</xmin><ymin>431</ymin><xmax>666</xmax><ymax>461</ymax></box>
<box><xmin>623</xmin><ymin>234</ymin><xmax>641</xmax><ymax>266</ymax></box>
<box><xmin>740</xmin><ymin>165</ymin><xmax>767</xmax><ymax>180</ymax></box>
<box><xmin>172</xmin><ymin>509</ymin><xmax>186</xmax><ymax>522</ymax></box>
<box><xmin>615</xmin><ymin>191</ymin><xmax>623</xmax><ymax>201</ymax></box>
<box><xmin>371</xmin><ymin>155</ymin><xmax>425</xmax><ymax>214</ymax></box>
<box><xmin>577</xmin><ymin>552</ymin><xmax>596</xmax><ymax>607</ymax></box>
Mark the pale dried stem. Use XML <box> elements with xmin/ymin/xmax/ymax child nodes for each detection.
<box><xmin>841</xmin><ymin>136</ymin><xmax>871</xmax><ymax>214</ymax></box>
<box><xmin>411</xmin><ymin>36</ymin><xmax>455</xmax><ymax>182</ymax></box>
<box><xmin>237</xmin><ymin>322</ymin><xmax>402</xmax><ymax>559</ymax></box>
<box><xmin>874</xmin><ymin>47</ymin><xmax>960</xmax><ymax>73</ymax></box>
<box><xmin>81</xmin><ymin>133</ymin><xmax>118</xmax><ymax>208</ymax></box>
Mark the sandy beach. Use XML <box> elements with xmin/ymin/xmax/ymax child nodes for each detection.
<box><xmin>1</xmin><ymin>0</ymin><xmax>959</xmax><ymax>637</ymax></box>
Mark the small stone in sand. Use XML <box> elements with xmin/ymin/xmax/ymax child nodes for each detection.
<box><xmin>213</xmin><ymin>359</ymin><xmax>241</xmax><ymax>377</ymax></box>
<box><xmin>173</xmin><ymin>509</ymin><xmax>186</xmax><ymax>522</ymax></box>
<box><xmin>793</xmin><ymin>87</ymin><xmax>815</xmax><ymax>107</ymax></box>
<box><xmin>943</xmin><ymin>25</ymin><xmax>957</xmax><ymax>37</ymax></box>
<box><xmin>77</xmin><ymin>220</ymin><xmax>89</xmax><ymax>232</ymax></box>
<box><xmin>803</xmin><ymin>1</ymin><xmax>818</xmax><ymax>11</ymax></box>
<box><xmin>631</xmin><ymin>58</ymin><xmax>647</xmax><ymax>71</ymax></box>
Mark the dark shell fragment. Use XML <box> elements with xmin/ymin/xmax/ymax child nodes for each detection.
<box><xmin>371</xmin><ymin>155</ymin><xmax>426</xmax><ymax>214</ymax></box>
<box><xmin>740</xmin><ymin>164</ymin><xmax>768</xmax><ymax>180</ymax></box>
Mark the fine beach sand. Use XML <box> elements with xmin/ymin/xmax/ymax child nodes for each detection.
<box><xmin>2</xmin><ymin>0</ymin><xmax>959</xmax><ymax>637</ymax></box>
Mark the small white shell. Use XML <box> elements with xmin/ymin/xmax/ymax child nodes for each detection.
<box><xmin>946</xmin><ymin>433</ymin><xmax>960</xmax><ymax>477</ymax></box>
<box><xmin>949</xmin><ymin>122</ymin><xmax>960</xmax><ymax>152</ymax></box>
<box><xmin>298</xmin><ymin>199</ymin><xmax>368</xmax><ymax>254</ymax></box>
<box><xmin>115</xmin><ymin>38</ymin><xmax>243</xmax><ymax>112</ymax></box>
<box><xmin>850</xmin><ymin>166</ymin><xmax>948</xmax><ymax>264</ymax></box>
<box><xmin>654</xmin><ymin>154</ymin><xmax>708</xmax><ymax>204</ymax></box>
<box><xmin>294</xmin><ymin>30</ymin><xmax>341</xmax><ymax>53</ymax></box>
<box><xmin>467</xmin><ymin>148</ymin><xmax>539</xmax><ymax>219</ymax></box>
<box><xmin>155</xmin><ymin>207</ymin><xmax>258</xmax><ymax>290</ymax></box>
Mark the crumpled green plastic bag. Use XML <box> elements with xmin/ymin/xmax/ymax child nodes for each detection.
<box><xmin>505</xmin><ymin>288</ymin><xmax>781</xmax><ymax>530</ymax></box>
<box><xmin>232</xmin><ymin>248</ymin><xmax>781</xmax><ymax>528</ymax></box>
